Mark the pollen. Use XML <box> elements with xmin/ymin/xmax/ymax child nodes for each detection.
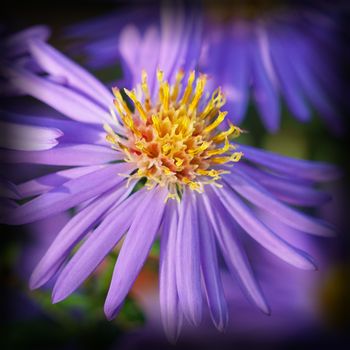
<box><xmin>105</xmin><ymin>70</ymin><xmax>243</xmax><ymax>200</ymax></box>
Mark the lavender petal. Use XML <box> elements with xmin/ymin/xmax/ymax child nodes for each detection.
<box><xmin>1</xmin><ymin>144</ymin><xmax>120</xmax><ymax>166</ymax></box>
<box><xmin>104</xmin><ymin>186</ymin><xmax>167</xmax><ymax>319</ymax></box>
<box><xmin>30</xmin><ymin>184</ymin><xmax>130</xmax><ymax>289</ymax></box>
<box><xmin>159</xmin><ymin>201</ymin><xmax>183</xmax><ymax>343</ymax></box>
<box><xmin>0</xmin><ymin>121</ymin><xmax>62</xmax><ymax>151</ymax></box>
<box><xmin>226</xmin><ymin>172</ymin><xmax>335</xmax><ymax>237</ymax></box>
<box><xmin>239</xmin><ymin>144</ymin><xmax>341</xmax><ymax>181</ymax></box>
<box><xmin>176</xmin><ymin>189</ymin><xmax>203</xmax><ymax>326</ymax></box>
<box><xmin>52</xmin><ymin>188</ymin><xmax>146</xmax><ymax>303</ymax></box>
<box><xmin>5</xmin><ymin>163</ymin><xmax>131</xmax><ymax>225</ymax></box>
<box><xmin>197</xmin><ymin>196</ymin><xmax>229</xmax><ymax>331</ymax></box>
<box><xmin>215</xmin><ymin>186</ymin><xmax>317</xmax><ymax>270</ymax></box>
<box><xmin>202</xmin><ymin>190</ymin><xmax>270</xmax><ymax>315</ymax></box>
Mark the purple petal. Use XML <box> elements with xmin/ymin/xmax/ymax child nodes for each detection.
<box><xmin>269</xmin><ymin>30</ymin><xmax>310</xmax><ymax>122</ymax></box>
<box><xmin>83</xmin><ymin>38</ymin><xmax>121</xmax><ymax>69</ymax></box>
<box><xmin>5</xmin><ymin>163</ymin><xmax>131</xmax><ymax>225</ymax></box>
<box><xmin>250</xmin><ymin>36</ymin><xmax>280</xmax><ymax>132</ymax></box>
<box><xmin>226</xmin><ymin>171</ymin><xmax>335</xmax><ymax>237</ymax></box>
<box><xmin>290</xmin><ymin>37</ymin><xmax>342</xmax><ymax>133</ymax></box>
<box><xmin>215</xmin><ymin>186</ymin><xmax>317</xmax><ymax>270</ymax></box>
<box><xmin>4</xmin><ymin>66</ymin><xmax>112</xmax><ymax>125</ymax></box>
<box><xmin>222</xmin><ymin>35</ymin><xmax>249</xmax><ymax>125</ymax></box>
<box><xmin>104</xmin><ymin>186</ymin><xmax>167</xmax><ymax>319</ymax></box>
<box><xmin>17</xmin><ymin>165</ymin><xmax>105</xmax><ymax>198</ymax></box>
<box><xmin>239</xmin><ymin>144</ymin><xmax>341</xmax><ymax>181</ymax></box>
<box><xmin>158</xmin><ymin>2</ymin><xmax>186</xmax><ymax>82</ymax></box>
<box><xmin>3</xmin><ymin>25</ymin><xmax>50</xmax><ymax>57</ymax></box>
<box><xmin>1</xmin><ymin>144</ymin><xmax>120</xmax><ymax>166</ymax></box>
<box><xmin>28</xmin><ymin>39</ymin><xmax>113</xmax><ymax>108</ymax></box>
<box><xmin>29</xmin><ymin>183</ymin><xmax>131</xmax><ymax>289</ymax></box>
<box><xmin>254</xmin><ymin>208</ymin><xmax>320</xmax><ymax>256</ymax></box>
<box><xmin>175</xmin><ymin>189</ymin><xmax>202</xmax><ymax>326</ymax></box>
<box><xmin>0</xmin><ymin>177</ymin><xmax>21</xmax><ymax>200</ymax></box>
<box><xmin>0</xmin><ymin>121</ymin><xmax>62</xmax><ymax>151</ymax></box>
<box><xmin>159</xmin><ymin>201</ymin><xmax>183</xmax><ymax>343</ymax></box>
<box><xmin>118</xmin><ymin>25</ymin><xmax>142</xmax><ymax>85</ymax></box>
<box><xmin>201</xmin><ymin>190</ymin><xmax>270</xmax><ymax>315</ymax></box>
<box><xmin>174</xmin><ymin>2</ymin><xmax>202</xmax><ymax>76</ymax></box>
<box><xmin>139</xmin><ymin>26</ymin><xmax>160</xmax><ymax>94</ymax></box>
<box><xmin>4</xmin><ymin>114</ymin><xmax>106</xmax><ymax>146</ymax></box>
<box><xmin>235</xmin><ymin>163</ymin><xmax>331</xmax><ymax>206</ymax></box>
<box><xmin>52</xmin><ymin>188</ymin><xmax>146</xmax><ymax>303</ymax></box>
<box><xmin>197</xmin><ymin>197</ymin><xmax>229</xmax><ymax>331</ymax></box>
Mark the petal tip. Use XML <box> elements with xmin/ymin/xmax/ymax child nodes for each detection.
<box><xmin>104</xmin><ymin>302</ymin><xmax>122</xmax><ymax>321</ymax></box>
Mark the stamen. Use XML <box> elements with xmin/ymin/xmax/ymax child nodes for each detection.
<box><xmin>203</xmin><ymin>111</ymin><xmax>227</xmax><ymax>133</ymax></box>
<box><xmin>123</xmin><ymin>89</ymin><xmax>148</xmax><ymax>122</ymax></box>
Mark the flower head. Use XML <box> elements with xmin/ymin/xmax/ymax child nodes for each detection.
<box><xmin>1</xmin><ymin>33</ymin><xmax>340</xmax><ymax>342</ymax></box>
<box><xmin>107</xmin><ymin>69</ymin><xmax>242</xmax><ymax>200</ymax></box>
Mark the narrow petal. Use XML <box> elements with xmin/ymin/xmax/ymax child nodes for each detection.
<box><xmin>5</xmin><ymin>163</ymin><xmax>131</xmax><ymax>225</ymax></box>
<box><xmin>223</xmin><ymin>34</ymin><xmax>249</xmax><ymax>125</ymax></box>
<box><xmin>1</xmin><ymin>144</ymin><xmax>120</xmax><ymax>166</ymax></box>
<box><xmin>2</xmin><ymin>112</ymin><xmax>106</xmax><ymax>146</ymax></box>
<box><xmin>290</xmin><ymin>36</ymin><xmax>342</xmax><ymax>132</ymax></box>
<box><xmin>201</xmin><ymin>190</ymin><xmax>270</xmax><ymax>315</ymax></box>
<box><xmin>104</xmin><ymin>186</ymin><xmax>167</xmax><ymax>319</ymax></box>
<box><xmin>52</xmin><ymin>189</ymin><xmax>146</xmax><ymax>303</ymax></box>
<box><xmin>30</xmin><ymin>184</ymin><xmax>130</xmax><ymax>289</ymax></box>
<box><xmin>176</xmin><ymin>2</ymin><xmax>202</xmax><ymax>75</ymax></box>
<box><xmin>197</xmin><ymin>197</ymin><xmax>229</xmax><ymax>330</ymax></box>
<box><xmin>0</xmin><ymin>178</ymin><xmax>21</xmax><ymax>200</ymax></box>
<box><xmin>118</xmin><ymin>25</ymin><xmax>141</xmax><ymax>85</ymax></box>
<box><xmin>4</xmin><ymin>66</ymin><xmax>112</xmax><ymax>125</ymax></box>
<box><xmin>226</xmin><ymin>172</ymin><xmax>335</xmax><ymax>237</ymax></box>
<box><xmin>176</xmin><ymin>189</ymin><xmax>202</xmax><ymax>326</ymax></box>
<box><xmin>235</xmin><ymin>163</ymin><xmax>331</xmax><ymax>206</ymax></box>
<box><xmin>158</xmin><ymin>2</ymin><xmax>186</xmax><ymax>82</ymax></box>
<box><xmin>239</xmin><ymin>144</ymin><xmax>341</xmax><ymax>181</ymax></box>
<box><xmin>0</xmin><ymin>121</ymin><xmax>62</xmax><ymax>151</ymax></box>
<box><xmin>215</xmin><ymin>186</ymin><xmax>317</xmax><ymax>270</ymax></box>
<box><xmin>250</xmin><ymin>36</ymin><xmax>279</xmax><ymax>132</ymax></box>
<box><xmin>28</xmin><ymin>39</ymin><xmax>113</xmax><ymax>108</ymax></box>
<box><xmin>159</xmin><ymin>201</ymin><xmax>183</xmax><ymax>343</ymax></box>
<box><xmin>139</xmin><ymin>26</ymin><xmax>160</xmax><ymax>94</ymax></box>
<box><xmin>17</xmin><ymin>165</ymin><xmax>106</xmax><ymax>198</ymax></box>
<box><xmin>254</xmin><ymin>208</ymin><xmax>320</xmax><ymax>256</ymax></box>
<box><xmin>270</xmin><ymin>31</ymin><xmax>310</xmax><ymax>122</ymax></box>
<box><xmin>3</xmin><ymin>25</ymin><xmax>50</xmax><ymax>57</ymax></box>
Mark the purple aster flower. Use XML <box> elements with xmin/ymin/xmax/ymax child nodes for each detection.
<box><xmin>65</xmin><ymin>1</ymin><xmax>341</xmax><ymax>133</ymax></box>
<box><xmin>63</xmin><ymin>1</ymin><xmax>202</xmax><ymax>89</ymax></box>
<box><xmin>0</xmin><ymin>36</ymin><xmax>340</xmax><ymax>343</ymax></box>
<box><xmin>200</xmin><ymin>1</ymin><xmax>342</xmax><ymax>133</ymax></box>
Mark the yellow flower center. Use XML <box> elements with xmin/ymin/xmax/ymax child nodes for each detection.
<box><xmin>105</xmin><ymin>69</ymin><xmax>243</xmax><ymax>201</ymax></box>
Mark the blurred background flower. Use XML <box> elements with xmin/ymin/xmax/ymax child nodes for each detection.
<box><xmin>62</xmin><ymin>0</ymin><xmax>344</xmax><ymax>133</ymax></box>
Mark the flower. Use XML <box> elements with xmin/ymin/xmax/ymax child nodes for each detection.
<box><xmin>64</xmin><ymin>1</ymin><xmax>341</xmax><ymax>133</ymax></box>
<box><xmin>1</xmin><ymin>36</ymin><xmax>340</xmax><ymax>342</ymax></box>
<box><xmin>200</xmin><ymin>1</ymin><xmax>341</xmax><ymax>132</ymax></box>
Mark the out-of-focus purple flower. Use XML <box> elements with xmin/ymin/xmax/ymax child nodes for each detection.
<box><xmin>63</xmin><ymin>3</ymin><xmax>160</xmax><ymax>70</ymax></box>
<box><xmin>201</xmin><ymin>2</ymin><xmax>341</xmax><ymax>133</ymax></box>
<box><xmin>63</xmin><ymin>1</ymin><xmax>202</xmax><ymax>89</ymax></box>
<box><xmin>65</xmin><ymin>1</ymin><xmax>341</xmax><ymax>133</ymax></box>
<box><xmin>0</xmin><ymin>30</ymin><xmax>340</xmax><ymax>343</ymax></box>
